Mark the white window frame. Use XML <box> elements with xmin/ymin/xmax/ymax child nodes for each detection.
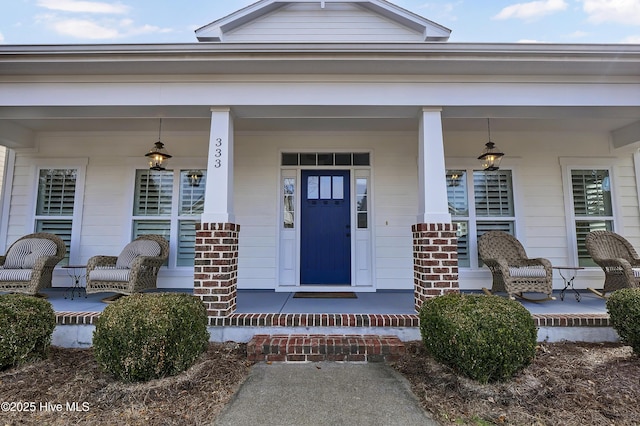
<box><xmin>129</xmin><ymin>164</ymin><xmax>206</xmax><ymax>271</ymax></box>
<box><xmin>560</xmin><ymin>157</ymin><xmax>621</xmax><ymax>267</ymax></box>
<box><xmin>27</xmin><ymin>158</ymin><xmax>87</xmax><ymax>265</ymax></box>
<box><xmin>446</xmin><ymin>158</ymin><xmax>524</xmax><ymax>270</ymax></box>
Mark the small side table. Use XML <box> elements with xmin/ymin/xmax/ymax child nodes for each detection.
<box><xmin>62</xmin><ymin>265</ymin><xmax>87</xmax><ymax>300</ymax></box>
<box><xmin>553</xmin><ymin>266</ymin><xmax>585</xmax><ymax>302</ymax></box>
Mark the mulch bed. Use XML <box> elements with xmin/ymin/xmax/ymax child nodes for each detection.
<box><xmin>0</xmin><ymin>342</ymin><xmax>252</xmax><ymax>425</ymax></box>
<box><xmin>2</xmin><ymin>340</ymin><xmax>640</xmax><ymax>425</ymax></box>
<box><xmin>392</xmin><ymin>341</ymin><xmax>640</xmax><ymax>425</ymax></box>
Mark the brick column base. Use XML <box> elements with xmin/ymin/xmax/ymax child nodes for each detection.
<box><xmin>194</xmin><ymin>223</ymin><xmax>240</xmax><ymax>318</ymax></box>
<box><xmin>412</xmin><ymin>223</ymin><xmax>459</xmax><ymax>312</ymax></box>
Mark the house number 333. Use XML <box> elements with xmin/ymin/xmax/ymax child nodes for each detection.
<box><xmin>214</xmin><ymin>138</ymin><xmax>223</xmax><ymax>168</ymax></box>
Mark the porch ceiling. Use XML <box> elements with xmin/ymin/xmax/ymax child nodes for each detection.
<box><xmin>1</xmin><ymin>105</ymin><xmax>638</xmax><ymax>136</ymax></box>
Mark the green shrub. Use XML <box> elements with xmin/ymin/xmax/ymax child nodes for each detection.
<box><xmin>0</xmin><ymin>294</ymin><xmax>56</xmax><ymax>370</ymax></box>
<box><xmin>419</xmin><ymin>293</ymin><xmax>537</xmax><ymax>383</ymax></box>
<box><xmin>93</xmin><ymin>293</ymin><xmax>209</xmax><ymax>382</ymax></box>
<box><xmin>606</xmin><ymin>288</ymin><xmax>640</xmax><ymax>354</ymax></box>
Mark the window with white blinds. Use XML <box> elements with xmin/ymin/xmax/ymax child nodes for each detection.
<box><xmin>447</xmin><ymin>169</ymin><xmax>516</xmax><ymax>268</ymax></box>
<box><xmin>35</xmin><ymin>169</ymin><xmax>77</xmax><ymax>264</ymax></box>
<box><xmin>571</xmin><ymin>169</ymin><xmax>614</xmax><ymax>266</ymax></box>
<box><xmin>132</xmin><ymin>169</ymin><xmax>206</xmax><ymax>267</ymax></box>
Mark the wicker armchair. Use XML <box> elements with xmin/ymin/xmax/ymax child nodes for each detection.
<box><xmin>86</xmin><ymin>235</ymin><xmax>169</xmax><ymax>300</ymax></box>
<box><xmin>585</xmin><ymin>230</ymin><xmax>640</xmax><ymax>297</ymax></box>
<box><xmin>0</xmin><ymin>233</ymin><xmax>66</xmax><ymax>296</ymax></box>
<box><xmin>478</xmin><ymin>231</ymin><xmax>554</xmax><ymax>301</ymax></box>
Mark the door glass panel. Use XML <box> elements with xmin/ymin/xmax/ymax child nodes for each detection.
<box><xmin>332</xmin><ymin>176</ymin><xmax>344</xmax><ymax>199</ymax></box>
<box><xmin>320</xmin><ymin>176</ymin><xmax>332</xmax><ymax>199</ymax></box>
<box><xmin>283</xmin><ymin>178</ymin><xmax>295</xmax><ymax>228</ymax></box>
<box><xmin>356</xmin><ymin>177</ymin><xmax>368</xmax><ymax>229</ymax></box>
<box><xmin>307</xmin><ymin>176</ymin><xmax>319</xmax><ymax>199</ymax></box>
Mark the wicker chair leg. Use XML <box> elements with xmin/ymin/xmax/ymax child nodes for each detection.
<box><xmin>514</xmin><ymin>293</ymin><xmax>556</xmax><ymax>302</ymax></box>
<box><xmin>101</xmin><ymin>294</ymin><xmax>126</xmax><ymax>303</ymax></box>
<box><xmin>587</xmin><ymin>287</ymin><xmax>607</xmax><ymax>299</ymax></box>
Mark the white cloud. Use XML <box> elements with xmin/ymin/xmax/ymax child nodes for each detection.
<box><xmin>568</xmin><ymin>30</ymin><xmax>589</xmax><ymax>38</ymax></box>
<box><xmin>51</xmin><ymin>18</ymin><xmax>120</xmax><ymax>39</ymax></box>
<box><xmin>621</xmin><ymin>35</ymin><xmax>640</xmax><ymax>43</ymax></box>
<box><xmin>417</xmin><ymin>2</ymin><xmax>462</xmax><ymax>21</ymax></box>
<box><xmin>0</xmin><ymin>32</ymin><xmax>4</xmax><ymax>43</ymax></box>
<box><xmin>41</xmin><ymin>15</ymin><xmax>173</xmax><ymax>40</ymax></box>
<box><xmin>37</xmin><ymin>0</ymin><xmax>129</xmax><ymax>14</ymax></box>
<box><xmin>580</xmin><ymin>0</ymin><xmax>640</xmax><ymax>26</ymax></box>
<box><xmin>494</xmin><ymin>0</ymin><xmax>568</xmax><ymax>20</ymax></box>
<box><xmin>517</xmin><ymin>39</ymin><xmax>548</xmax><ymax>43</ymax></box>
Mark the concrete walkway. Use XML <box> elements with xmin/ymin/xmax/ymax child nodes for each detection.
<box><xmin>214</xmin><ymin>362</ymin><xmax>439</xmax><ymax>426</ymax></box>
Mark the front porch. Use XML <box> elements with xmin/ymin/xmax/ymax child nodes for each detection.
<box><xmin>45</xmin><ymin>288</ymin><xmax>616</xmax><ymax>348</ymax></box>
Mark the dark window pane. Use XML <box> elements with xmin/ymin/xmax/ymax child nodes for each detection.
<box><xmin>300</xmin><ymin>153</ymin><xmax>317</xmax><ymax>165</ymax></box>
<box><xmin>335</xmin><ymin>153</ymin><xmax>352</xmax><ymax>165</ymax></box>
<box><xmin>353</xmin><ymin>153</ymin><xmax>370</xmax><ymax>166</ymax></box>
<box><xmin>317</xmin><ymin>153</ymin><xmax>334</xmax><ymax>165</ymax></box>
<box><xmin>282</xmin><ymin>153</ymin><xmax>299</xmax><ymax>166</ymax></box>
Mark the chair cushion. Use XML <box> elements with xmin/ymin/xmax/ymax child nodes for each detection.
<box><xmin>115</xmin><ymin>239</ymin><xmax>161</xmax><ymax>269</ymax></box>
<box><xmin>509</xmin><ymin>266</ymin><xmax>547</xmax><ymax>278</ymax></box>
<box><xmin>3</xmin><ymin>238</ymin><xmax>57</xmax><ymax>269</ymax></box>
<box><xmin>89</xmin><ymin>267</ymin><xmax>131</xmax><ymax>282</ymax></box>
<box><xmin>0</xmin><ymin>269</ymin><xmax>33</xmax><ymax>281</ymax></box>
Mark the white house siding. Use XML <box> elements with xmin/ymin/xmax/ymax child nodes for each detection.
<box><xmin>234</xmin><ymin>130</ymin><xmax>417</xmax><ymax>290</ymax></box>
<box><xmin>223</xmin><ymin>2</ymin><xmax>423</xmax><ymax>43</ymax></box>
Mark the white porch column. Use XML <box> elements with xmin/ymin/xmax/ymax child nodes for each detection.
<box><xmin>417</xmin><ymin>107</ymin><xmax>451</xmax><ymax>224</ymax></box>
<box><xmin>202</xmin><ymin>107</ymin><xmax>235</xmax><ymax>223</ymax></box>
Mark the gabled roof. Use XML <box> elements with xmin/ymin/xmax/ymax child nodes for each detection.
<box><xmin>195</xmin><ymin>0</ymin><xmax>451</xmax><ymax>42</ymax></box>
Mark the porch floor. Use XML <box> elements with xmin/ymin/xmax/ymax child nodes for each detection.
<box><xmin>39</xmin><ymin>288</ymin><xmax>608</xmax><ymax>316</ymax></box>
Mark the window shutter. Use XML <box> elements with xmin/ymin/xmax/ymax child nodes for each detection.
<box><xmin>134</xmin><ymin>170</ymin><xmax>173</xmax><ymax>216</ymax></box>
<box><xmin>133</xmin><ymin>220</ymin><xmax>171</xmax><ymax>238</ymax></box>
<box><xmin>446</xmin><ymin>170</ymin><xmax>468</xmax><ymax>216</ymax></box>
<box><xmin>179</xmin><ymin>171</ymin><xmax>206</xmax><ymax>215</ymax></box>
<box><xmin>36</xmin><ymin>169</ymin><xmax>76</xmax><ymax>215</ymax></box>
<box><xmin>571</xmin><ymin>170</ymin><xmax>612</xmax><ymax>216</ymax></box>
<box><xmin>474</xmin><ymin>171</ymin><xmax>514</xmax><ymax>217</ymax></box>
<box><xmin>177</xmin><ymin>220</ymin><xmax>197</xmax><ymax>266</ymax></box>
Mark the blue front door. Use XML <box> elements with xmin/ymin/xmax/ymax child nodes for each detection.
<box><xmin>301</xmin><ymin>170</ymin><xmax>351</xmax><ymax>285</ymax></box>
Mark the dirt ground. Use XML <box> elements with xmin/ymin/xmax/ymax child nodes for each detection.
<box><xmin>1</xmin><ymin>341</ymin><xmax>639</xmax><ymax>425</ymax></box>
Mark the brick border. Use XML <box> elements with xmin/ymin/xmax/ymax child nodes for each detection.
<box><xmin>247</xmin><ymin>334</ymin><xmax>405</xmax><ymax>362</ymax></box>
<box><xmin>55</xmin><ymin>311</ymin><xmax>612</xmax><ymax>328</ymax></box>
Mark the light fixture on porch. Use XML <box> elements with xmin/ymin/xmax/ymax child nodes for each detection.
<box><xmin>186</xmin><ymin>170</ymin><xmax>204</xmax><ymax>187</ymax></box>
<box><xmin>145</xmin><ymin>118</ymin><xmax>172</xmax><ymax>171</ymax></box>
<box><xmin>446</xmin><ymin>171</ymin><xmax>461</xmax><ymax>187</ymax></box>
<box><xmin>477</xmin><ymin>118</ymin><xmax>504</xmax><ymax>171</ymax></box>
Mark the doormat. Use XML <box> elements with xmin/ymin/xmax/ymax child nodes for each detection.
<box><xmin>293</xmin><ymin>292</ymin><xmax>357</xmax><ymax>299</ymax></box>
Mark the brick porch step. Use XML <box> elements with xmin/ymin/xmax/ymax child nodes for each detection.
<box><xmin>247</xmin><ymin>334</ymin><xmax>406</xmax><ymax>363</ymax></box>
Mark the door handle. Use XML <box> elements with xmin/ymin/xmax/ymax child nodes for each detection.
<box><xmin>346</xmin><ymin>233</ymin><xmax>351</xmax><ymax>237</ymax></box>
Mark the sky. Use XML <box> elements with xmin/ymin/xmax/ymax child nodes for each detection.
<box><xmin>0</xmin><ymin>0</ymin><xmax>639</xmax><ymax>45</ymax></box>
